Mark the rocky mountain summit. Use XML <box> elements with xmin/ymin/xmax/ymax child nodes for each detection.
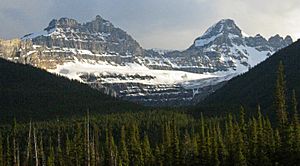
<box><xmin>147</xmin><ymin>19</ymin><xmax>293</xmax><ymax>74</ymax></box>
<box><xmin>22</xmin><ymin>15</ymin><xmax>144</xmax><ymax>58</ymax></box>
<box><xmin>0</xmin><ymin>16</ymin><xmax>294</xmax><ymax>106</ymax></box>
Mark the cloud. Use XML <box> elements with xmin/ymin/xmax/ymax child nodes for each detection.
<box><xmin>0</xmin><ymin>0</ymin><xmax>299</xmax><ymax>49</ymax></box>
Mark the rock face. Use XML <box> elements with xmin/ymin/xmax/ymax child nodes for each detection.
<box><xmin>145</xmin><ymin>19</ymin><xmax>293</xmax><ymax>74</ymax></box>
<box><xmin>22</xmin><ymin>15</ymin><xmax>144</xmax><ymax>58</ymax></box>
<box><xmin>0</xmin><ymin>17</ymin><xmax>294</xmax><ymax>106</ymax></box>
<box><xmin>0</xmin><ymin>39</ymin><xmax>32</xmax><ymax>60</ymax></box>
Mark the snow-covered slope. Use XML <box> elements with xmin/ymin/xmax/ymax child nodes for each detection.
<box><xmin>147</xmin><ymin>19</ymin><xmax>293</xmax><ymax>75</ymax></box>
<box><xmin>0</xmin><ymin>17</ymin><xmax>293</xmax><ymax>106</ymax></box>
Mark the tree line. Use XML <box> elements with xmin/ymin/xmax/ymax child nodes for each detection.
<box><xmin>0</xmin><ymin>62</ymin><xmax>298</xmax><ymax>166</ymax></box>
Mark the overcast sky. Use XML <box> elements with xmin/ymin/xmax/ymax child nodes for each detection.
<box><xmin>1</xmin><ymin>0</ymin><xmax>299</xmax><ymax>49</ymax></box>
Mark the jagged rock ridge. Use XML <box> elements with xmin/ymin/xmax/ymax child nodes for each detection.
<box><xmin>0</xmin><ymin>17</ymin><xmax>294</xmax><ymax>106</ymax></box>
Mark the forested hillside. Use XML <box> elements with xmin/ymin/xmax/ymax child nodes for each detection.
<box><xmin>0</xmin><ymin>106</ymin><xmax>298</xmax><ymax>166</ymax></box>
<box><xmin>0</xmin><ymin>58</ymin><xmax>141</xmax><ymax>122</ymax></box>
<box><xmin>201</xmin><ymin>40</ymin><xmax>300</xmax><ymax>114</ymax></box>
<box><xmin>0</xmin><ymin>63</ymin><xmax>299</xmax><ymax>165</ymax></box>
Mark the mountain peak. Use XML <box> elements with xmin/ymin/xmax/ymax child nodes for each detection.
<box><xmin>193</xmin><ymin>19</ymin><xmax>242</xmax><ymax>47</ymax></box>
<box><xmin>44</xmin><ymin>17</ymin><xmax>79</xmax><ymax>31</ymax></box>
<box><xmin>203</xmin><ymin>19</ymin><xmax>241</xmax><ymax>36</ymax></box>
<box><xmin>218</xmin><ymin>19</ymin><xmax>235</xmax><ymax>24</ymax></box>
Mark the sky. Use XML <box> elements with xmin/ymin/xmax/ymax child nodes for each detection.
<box><xmin>1</xmin><ymin>0</ymin><xmax>299</xmax><ymax>49</ymax></box>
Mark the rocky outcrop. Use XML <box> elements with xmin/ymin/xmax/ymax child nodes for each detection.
<box><xmin>22</xmin><ymin>15</ymin><xmax>144</xmax><ymax>58</ymax></box>
<box><xmin>147</xmin><ymin>19</ymin><xmax>293</xmax><ymax>73</ymax></box>
<box><xmin>0</xmin><ymin>17</ymin><xmax>295</xmax><ymax>107</ymax></box>
<box><xmin>268</xmin><ymin>34</ymin><xmax>293</xmax><ymax>51</ymax></box>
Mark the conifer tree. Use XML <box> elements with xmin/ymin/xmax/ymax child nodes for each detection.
<box><xmin>291</xmin><ymin>90</ymin><xmax>299</xmax><ymax>126</ymax></box>
<box><xmin>216</xmin><ymin>123</ymin><xmax>227</xmax><ymax>165</ymax></box>
<box><xmin>127</xmin><ymin>124</ymin><xmax>143</xmax><ymax>166</ymax></box>
<box><xmin>239</xmin><ymin>106</ymin><xmax>247</xmax><ymax>139</ymax></box>
<box><xmin>162</xmin><ymin>123</ymin><xmax>172</xmax><ymax>166</ymax></box>
<box><xmin>25</xmin><ymin>121</ymin><xmax>32</xmax><ymax>166</ymax></box>
<box><xmin>191</xmin><ymin>135</ymin><xmax>199</xmax><ymax>165</ymax></box>
<box><xmin>198</xmin><ymin>113</ymin><xmax>207</xmax><ymax>165</ymax></box>
<box><xmin>33</xmin><ymin>127</ymin><xmax>38</xmax><ymax>166</ymax></box>
<box><xmin>142</xmin><ymin>133</ymin><xmax>153</xmax><ymax>165</ymax></box>
<box><xmin>180</xmin><ymin>129</ymin><xmax>192</xmax><ymax>165</ymax></box>
<box><xmin>275</xmin><ymin>61</ymin><xmax>288</xmax><ymax>128</ymax></box>
<box><xmin>249</xmin><ymin>118</ymin><xmax>258</xmax><ymax>165</ymax></box>
<box><xmin>171</xmin><ymin>120</ymin><xmax>180</xmax><ymax>166</ymax></box>
<box><xmin>39</xmin><ymin>133</ymin><xmax>46</xmax><ymax>166</ymax></box>
<box><xmin>233</xmin><ymin>124</ymin><xmax>247</xmax><ymax>166</ymax></box>
<box><xmin>47</xmin><ymin>138</ymin><xmax>55</xmax><ymax>166</ymax></box>
<box><xmin>6</xmin><ymin>136</ymin><xmax>11</xmax><ymax>166</ymax></box>
<box><xmin>291</xmin><ymin>90</ymin><xmax>300</xmax><ymax>162</ymax></box>
<box><xmin>211</xmin><ymin>126</ymin><xmax>220</xmax><ymax>166</ymax></box>
<box><xmin>119</xmin><ymin>126</ymin><xmax>129</xmax><ymax>166</ymax></box>
<box><xmin>154</xmin><ymin>145</ymin><xmax>163</xmax><ymax>166</ymax></box>
<box><xmin>12</xmin><ymin>119</ymin><xmax>18</xmax><ymax>166</ymax></box>
<box><xmin>0</xmin><ymin>132</ymin><xmax>3</xmax><ymax>166</ymax></box>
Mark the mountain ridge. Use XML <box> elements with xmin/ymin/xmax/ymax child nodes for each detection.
<box><xmin>200</xmin><ymin>39</ymin><xmax>300</xmax><ymax>113</ymax></box>
<box><xmin>0</xmin><ymin>16</ymin><xmax>294</xmax><ymax>106</ymax></box>
<box><xmin>0</xmin><ymin>57</ymin><xmax>141</xmax><ymax>122</ymax></box>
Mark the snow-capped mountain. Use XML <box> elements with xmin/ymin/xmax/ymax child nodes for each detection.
<box><xmin>0</xmin><ymin>17</ymin><xmax>293</xmax><ymax>106</ymax></box>
<box><xmin>146</xmin><ymin>19</ymin><xmax>293</xmax><ymax>74</ymax></box>
<box><xmin>22</xmin><ymin>15</ymin><xmax>144</xmax><ymax>59</ymax></box>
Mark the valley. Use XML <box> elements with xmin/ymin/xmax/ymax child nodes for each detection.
<box><xmin>0</xmin><ymin>16</ymin><xmax>293</xmax><ymax>106</ymax></box>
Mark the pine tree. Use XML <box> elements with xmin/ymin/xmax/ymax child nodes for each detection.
<box><xmin>128</xmin><ymin>124</ymin><xmax>143</xmax><ymax>166</ymax></box>
<box><xmin>12</xmin><ymin>119</ymin><xmax>18</xmax><ymax>166</ymax></box>
<box><xmin>0</xmin><ymin>132</ymin><xmax>3</xmax><ymax>166</ymax></box>
<box><xmin>6</xmin><ymin>136</ymin><xmax>11</xmax><ymax>166</ymax></box>
<box><xmin>47</xmin><ymin>138</ymin><xmax>55</xmax><ymax>166</ymax></box>
<box><xmin>74</xmin><ymin>122</ymin><xmax>84</xmax><ymax>165</ymax></box>
<box><xmin>225</xmin><ymin>114</ymin><xmax>235</xmax><ymax>165</ymax></box>
<box><xmin>275</xmin><ymin>61</ymin><xmax>288</xmax><ymax>128</ymax></box>
<box><xmin>291</xmin><ymin>90</ymin><xmax>300</xmax><ymax>152</ymax></box>
<box><xmin>154</xmin><ymin>145</ymin><xmax>163</xmax><ymax>166</ymax></box>
<box><xmin>162</xmin><ymin>123</ymin><xmax>172</xmax><ymax>166</ymax></box>
<box><xmin>211</xmin><ymin>126</ymin><xmax>220</xmax><ymax>166</ymax></box>
<box><xmin>248</xmin><ymin>118</ymin><xmax>258</xmax><ymax>165</ymax></box>
<box><xmin>216</xmin><ymin>123</ymin><xmax>227</xmax><ymax>165</ymax></box>
<box><xmin>233</xmin><ymin>124</ymin><xmax>247</xmax><ymax>166</ymax></box>
<box><xmin>239</xmin><ymin>106</ymin><xmax>247</xmax><ymax>139</ymax></box>
<box><xmin>180</xmin><ymin>129</ymin><xmax>192</xmax><ymax>165</ymax></box>
<box><xmin>104</xmin><ymin>127</ymin><xmax>117</xmax><ymax>166</ymax></box>
<box><xmin>39</xmin><ymin>133</ymin><xmax>46</xmax><ymax>166</ymax></box>
<box><xmin>198</xmin><ymin>113</ymin><xmax>207</xmax><ymax>165</ymax></box>
<box><xmin>119</xmin><ymin>126</ymin><xmax>129</xmax><ymax>166</ymax></box>
<box><xmin>25</xmin><ymin>121</ymin><xmax>32</xmax><ymax>166</ymax></box>
<box><xmin>171</xmin><ymin>120</ymin><xmax>180</xmax><ymax>166</ymax></box>
<box><xmin>33</xmin><ymin>127</ymin><xmax>38</xmax><ymax>166</ymax></box>
<box><xmin>256</xmin><ymin>107</ymin><xmax>271</xmax><ymax>165</ymax></box>
<box><xmin>142</xmin><ymin>133</ymin><xmax>153</xmax><ymax>165</ymax></box>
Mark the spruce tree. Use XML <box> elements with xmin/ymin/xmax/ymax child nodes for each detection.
<box><xmin>120</xmin><ymin>126</ymin><xmax>129</xmax><ymax>166</ymax></box>
<box><xmin>233</xmin><ymin>124</ymin><xmax>247</xmax><ymax>166</ymax></box>
<box><xmin>275</xmin><ymin>61</ymin><xmax>288</xmax><ymax>128</ymax></box>
<box><xmin>154</xmin><ymin>145</ymin><xmax>163</xmax><ymax>166</ymax></box>
<box><xmin>171</xmin><ymin>121</ymin><xmax>180</xmax><ymax>166</ymax></box>
<box><xmin>211</xmin><ymin>126</ymin><xmax>220</xmax><ymax>166</ymax></box>
<box><xmin>142</xmin><ymin>133</ymin><xmax>153</xmax><ymax>165</ymax></box>
<box><xmin>180</xmin><ymin>129</ymin><xmax>192</xmax><ymax>165</ymax></box>
<box><xmin>291</xmin><ymin>90</ymin><xmax>300</xmax><ymax>162</ymax></box>
<box><xmin>128</xmin><ymin>124</ymin><xmax>143</xmax><ymax>166</ymax></box>
<box><xmin>0</xmin><ymin>132</ymin><xmax>3</xmax><ymax>166</ymax></box>
<box><xmin>47</xmin><ymin>138</ymin><xmax>55</xmax><ymax>166</ymax></box>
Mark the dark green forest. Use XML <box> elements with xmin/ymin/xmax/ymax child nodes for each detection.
<box><xmin>201</xmin><ymin>40</ymin><xmax>300</xmax><ymax>113</ymax></box>
<box><xmin>0</xmin><ymin>101</ymin><xmax>299</xmax><ymax>166</ymax></box>
<box><xmin>0</xmin><ymin>60</ymin><xmax>299</xmax><ymax>166</ymax></box>
<box><xmin>0</xmin><ymin>40</ymin><xmax>300</xmax><ymax>165</ymax></box>
<box><xmin>0</xmin><ymin>58</ymin><xmax>142</xmax><ymax>123</ymax></box>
